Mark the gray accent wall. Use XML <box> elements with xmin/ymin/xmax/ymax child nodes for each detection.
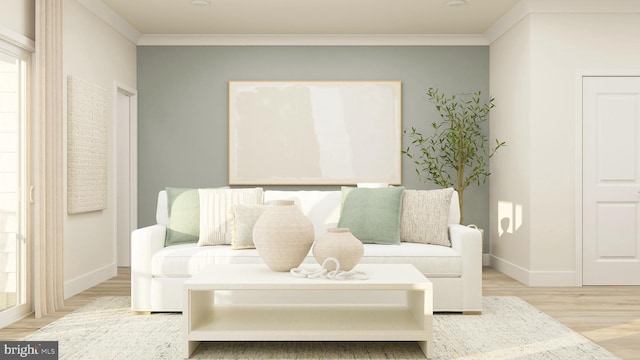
<box><xmin>137</xmin><ymin>46</ymin><xmax>490</xmax><ymax>250</ymax></box>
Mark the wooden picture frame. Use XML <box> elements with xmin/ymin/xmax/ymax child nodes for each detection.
<box><xmin>228</xmin><ymin>81</ymin><xmax>402</xmax><ymax>185</ymax></box>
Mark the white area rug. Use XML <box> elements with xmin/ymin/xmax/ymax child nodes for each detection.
<box><xmin>24</xmin><ymin>296</ymin><xmax>619</xmax><ymax>360</ymax></box>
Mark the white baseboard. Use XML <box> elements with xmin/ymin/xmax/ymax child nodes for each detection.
<box><xmin>489</xmin><ymin>255</ymin><xmax>579</xmax><ymax>286</ymax></box>
<box><xmin>64</xmin><ymin>263</ymin><xmax>117</xmax><ymax>299</ymax></box>
<box><xmin>489</xmin><ymin>255</ymin><xmax>530</xmax><ymax>284</ymax></box>
<box><xmin>483</xmin><ymin>253</ymin><xmax>490</xmax><ymax>266</ymax></box>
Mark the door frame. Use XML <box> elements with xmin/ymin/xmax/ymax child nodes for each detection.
<box><xmin>113</xmin><ymin>81</ymin><xmax>137</xmax><ymax>267</ymax></box>
<box><xmin>575</xmin><ymin>70</ymin><xmax>640</xmax><ymax>286</ymax></box>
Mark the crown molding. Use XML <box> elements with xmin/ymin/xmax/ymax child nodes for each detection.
<box><xmin>524</xmin><ymin>0</ymin><xmax>640</xmax><ymax>13</ymax></box>
<box><xmin>483</xmin><ymin>1</ymin><xmax>530</xmax><ymax>44</ymax></box>
<box><xmin>136</xmin><ymin>34</ymin><xmax>489</xmax><ymax>46</ymax></box>
<box><xmin>484</xmin><ymin>0</ymin><xmax>640</xmax><ymax>44</ymax></box>
<box><xmin>82</xmin><ymin>0</ymin><xmax>640</xmax><ymax>48</ymax></box>
<box><xmin>76</xmin><ymin>0</ymin><xmax>141</xmax><ymax>44</ymax></box>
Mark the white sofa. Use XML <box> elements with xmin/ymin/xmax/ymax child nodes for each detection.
<box><xmin>131</xmin><ymin>189</ymin><xmax>482</xmax><ymax>313</ymax></box>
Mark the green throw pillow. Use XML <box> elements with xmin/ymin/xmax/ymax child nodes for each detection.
<box><xmin>338</xmin><ymin>186</ymin><xmax>405</xmax><ymax>245</ymax></box>
<box><xmin>165</xmin><ymin>187</ymin><xmax>200</xmax><ymax>246</ymax></box>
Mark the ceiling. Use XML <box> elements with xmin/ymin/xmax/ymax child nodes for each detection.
<box><xmin>100</xmin><ymin>0</ymin><xmax>523</xmax><ymax>35</ymax></box>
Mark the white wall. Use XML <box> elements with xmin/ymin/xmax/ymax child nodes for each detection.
<box><xmin>0</xmin><ymin>0</ymin><xmax>35</xmax><ymax>41</ymax></box>
<box><xmin>62</xmin><ymin>0</ymin><xmax>136</xmax><ymax>297</ymax></box>
<box><xmin>490</xmin><ymin>12</ymin><xmax>640</xmax><ymax>285</ymax></box>
<box><xmin>489</xmin><ymin>17</ymin><xmax>532</xmax><ymax>280</ymax></box>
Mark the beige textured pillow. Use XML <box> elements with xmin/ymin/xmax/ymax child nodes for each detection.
<box><xmin>197</xmin><ymin>188</ymin><xmax>263</xmax><ymax>246</ymax></box>
<box><xmin>230</xmin><ymin>204</ymin><xmax>266</xmax><ymax>249</ymax></box>
<box><xmin>400</xmin><ymin>188</ymin><xmax>454</xmax><ymax>247</ymax></box>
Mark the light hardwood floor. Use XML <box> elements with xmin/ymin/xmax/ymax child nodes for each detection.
<box><xmin>483</xmin><ymin>267</ymin><xmax>640</xmax><ymax>360</ymax></box>
<box><xmin>1</xmin><ymin>267</ymin><xmax>639</xmax><ymax>359</ymax></box>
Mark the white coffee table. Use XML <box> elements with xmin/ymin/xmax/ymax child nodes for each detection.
<box><xmin>183</xmin><ymin>263</ymin><xmax>433</xmax><ymax>359</ymax></box>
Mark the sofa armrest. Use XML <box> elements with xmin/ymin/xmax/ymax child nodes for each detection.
<box><xmin>448</xmin><ymin>224</ymin><xmax>483</xmax><ymax>312</ymax></box>
<box><xmin>131</xmin><ymin>224</ymin><xmax>166</xmax><ymax>312</ymax></box>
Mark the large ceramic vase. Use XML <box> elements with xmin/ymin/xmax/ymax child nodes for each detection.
<box><xmin>252</xmin><ymin>200</ymin><xmax>315</xmax><ymax>271</ymax></box>
<box><xmin>312</xmin><ymin>228</ymin><xmax>364</xmax><ymax>271</ymax></box>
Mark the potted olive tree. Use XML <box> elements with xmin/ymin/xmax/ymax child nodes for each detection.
<box><xmin>403</xmin><ymin>87</ymin><xmax>505</xmax><ymax>224</ymax></box>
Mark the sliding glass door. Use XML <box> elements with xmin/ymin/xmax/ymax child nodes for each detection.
<box><xmin>0</xmin><ymin>41</ymin><xmax>31</xmax><ymax>327</ymax></box>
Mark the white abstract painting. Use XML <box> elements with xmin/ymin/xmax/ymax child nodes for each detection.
<box><xmin>228</xmin><ymin>81</ymin><xmax>402</xmax><ymax>185</ymax></box>
<box><xmin>67</xmin><ymin>76</ymin><xmax>107</xmax><ymax>214</ymax></box>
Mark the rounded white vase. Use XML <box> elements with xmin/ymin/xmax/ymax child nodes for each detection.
<box><xmin>312</xmin><ymin>228</ymin><xmax>364</xmax><ymax>271</ymax></box>
<box><xmin>252</xmin><ymin>200</ymin><xmax>314</xmax><ymax>272</ymax></box>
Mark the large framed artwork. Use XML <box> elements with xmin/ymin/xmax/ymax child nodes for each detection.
<box><xmin>228</xmin><ymin>81</ymin><xmax>402</xmax><ymax>185</ymax></box>
<box><xmin>67</xmin><ymin>76</ymin><xmax>108</xmax><ymax>214</ymax></box>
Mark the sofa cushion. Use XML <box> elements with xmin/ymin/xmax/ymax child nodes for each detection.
<box><xmin>359</xmin><ymin>243</ymin><xmax>462</xmax><ymax>278</ymax></box>
<box><xmin>151</xmin><ymin>244</ymin><xmax>265</xmax><ymax>276</ymax></box>
<box><xmin>401</xmin><ymin>188</ymin><xmax>455</xmax><ymax>246</ymax></box>
<box><xmin>230</xmin><ymin>204</ymin><xmax>266</xmax><ymax>249</ymax></box>
<box><xmin>150</xmin><ymin>242</ymin><xmax>462</xmax><ymax>278</ymax></box>
<box><xmin>197</xmin><ymin>188</ymin><xmax>263</xmax><ymax>246</ymax></box>
<box><xmin>156</xmin><ymin>191</ymin><xmax>169</xmax><ymax>226</ymax></box>
<box><xmin>264</xmin><ymin>190</ymin><xmax>341</xmax><ymax>240</ymax></box>
<box><xmin>338</xmin><ymin>186</ymin><xmax>405</xmax><ymax>245</ymax></box>
<box><xmin>164</xmin><ymin>187</ymin><xmax>200</xmax><ymax>246</ymax></box>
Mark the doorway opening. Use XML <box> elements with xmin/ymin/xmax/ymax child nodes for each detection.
<box><xmin>115</xmin><ymin>83</ymin><xmax>137</xmax><ymax>267</ymax></box>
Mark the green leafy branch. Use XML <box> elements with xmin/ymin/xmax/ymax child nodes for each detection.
<box><xmin>403</xmin><ymin>87</ymin><xmax>506</xmax><ymax>223</ymax></box>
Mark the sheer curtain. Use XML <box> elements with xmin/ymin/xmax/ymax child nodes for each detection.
<box><xmin>33</xmin><ymin>0</ymin><xmax>65</xmax><ymax>317</ymax></box>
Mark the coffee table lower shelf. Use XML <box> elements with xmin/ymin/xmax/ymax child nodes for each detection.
<box><xmin>185</xmin><ymin>304</ymin><xmax>430</xmax><ymax>357</ymax></box>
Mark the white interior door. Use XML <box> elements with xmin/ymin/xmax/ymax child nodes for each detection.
<box><xmin>583</xmin><ymin>76</ymin><xmax>640</xmax><ymax>285</ymax></box>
